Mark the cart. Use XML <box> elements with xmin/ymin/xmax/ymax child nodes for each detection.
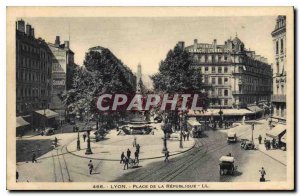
<box><xmin>219</xmin><ymin>156</ymin><xmax>235</xmax><ymax>175</ymax></box>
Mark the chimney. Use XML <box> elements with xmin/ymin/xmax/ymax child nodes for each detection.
<box><xmin>26</xmin><ymin>24</ymin><xmax>31</xmax><ymax>36</ymax></box>
<box><xmin>213</xmin><ymin>39</ymin><xmax>217</xmax><ymax>51</ymax></box>
<box><xmin>194</xmin><ymin>39</ymin><xmax>198</xmax><ymax>45</ymax></box>
<box><xmin>17</xmin><ymin>19</ymin><xmax>25</xmax><ymax>33</ymax></box>
<box><xmin>55</xmin><ymin>36</ymin><xmax>60</xmax><ymax>46</ymax></box>
<box><xmin>30</xmin><ymin>28</ymin><xmax>35</xmax><ymax>38</ymax></box>
<box><xmin>177</xmin><ymin>41</ymin><xmax>185</xmax><ymax>49</ymax></box>
<box><xmin>64</xmin><ymin>41</ymin><xmax>70</xmax><ymax>49</ymax></box>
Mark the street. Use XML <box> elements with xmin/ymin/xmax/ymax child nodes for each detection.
<box><xmin>16</xmin><ymin>120</ymin><xmax>286</xmax><ymax>183</ymax></box>
<box><xmin>116</xmin><ymin>121</ymin><xmax>286</xmax><ymax>182</ymax></box>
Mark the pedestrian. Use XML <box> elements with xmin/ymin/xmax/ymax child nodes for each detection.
<box><xmin>32</xmin><ymin>152</ymin><xmax>37</xmax><ymax>163</ymax></box>
<box><xmin>136</xmin><ymin>144</ymin><xmax>140</xmax><ymax>154</ymax></box>
<box><xmin>127</xmin><ymin>148</ymin><xmax>131</xmax><ymax>159</ymax></box>
<box><xmin>272</xmin><ymin>138</ymin><xmax>276</xmax><ymax>149</ymax></box>
<box><xmin>164</xmin><ymin>150</ymin><xmax>170</xmax><ymax>163</ymax></box>
<box><xmin>258</xmin><ymin>135</ymin><xmax>262</xmax><ymax>144</ymax></box>
<box><xmin>88</xmin><ymin>160</ymin><xmax>94</xmax><ymax>175</ymax></box>
<box><xmin>186</xmin><ymin>131</ymin><xmax>190</xmax><ymax>141</ymax></box>
<box><xmin>133</xmin><ymin>136</ymin><xmax>137</xmax><ymax>147</ymax></box>
<box><xmin>134</xmin><ymin>150</ymin><xmax>139</xmax><ymax>163</ymax></box>
<box><xmin>123</xmin><ymin>156</ymin><xmax>129</xmax><ymax>170</ymax></box>
<box><xmin>259</xmin><ymin>167</ymin><xmax>266</xmax><ymax>182</ymax></box>
<box><xmin>16</xmin><ymin>171</ymin><xmax>19</xmax><ymax>182</ymax></box>
<box><xmin>120</xmin><ymin>152</ymin><xmax>125</xmax><ymax>164</ymax></box>
<box><xmin>83</xmin><ymin>132</ymin><xmax>87</xmax><ymax>142</ymax></box>
<box><xmin>183</xmin><ymin>132</ymin><xmax>186</xmax><ymax>141</ymax></box>
<box><xmin>54</xmin><ymin>137</ymin><xmax>58</xmax><ymax>147</ymax></box>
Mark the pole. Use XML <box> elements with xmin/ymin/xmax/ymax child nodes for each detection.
<box><xmin>252</xmin><ymin>123</ymin><xmax>254</xmax><ymax>142</ymax></box>
<box><xmin>77</xmin><ymin>128</ymin><xmax>80</xmax><ymax>151</ymax></box>
<box><xmin>85</xmin><ymin>128</ymin><xmax>93</xmax><ymax>154</ymax></box>
<box><xmin>179</xmin><ymin>113</ymin><xmax>183</xmax><ymax>148</ymax></box>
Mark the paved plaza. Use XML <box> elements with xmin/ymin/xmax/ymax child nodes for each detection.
<box><xmin>16</xmin><ymin>119</ymin><xmax>287</xmax><ymax>183</ymax></box>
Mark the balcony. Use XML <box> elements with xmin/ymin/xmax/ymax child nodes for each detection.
<box><xmin>232</xmin><ymin>91</ymin><xmax>243</xmax><ymax>95</ymax></box>
<box><xmin>271</xmin><ymin>94</ymin><xmax>286</xmax><ymax>103</ymax></box>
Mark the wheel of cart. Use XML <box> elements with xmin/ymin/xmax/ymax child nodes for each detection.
<box><xmin>219</xmin><ymin>156</ymin><xmax>235</xmax><ymax>176</ymax></box>
<box><xmin>128</xmin><ymin>158</ymin><xmax>139</xmax><ymax>168</ymax></box>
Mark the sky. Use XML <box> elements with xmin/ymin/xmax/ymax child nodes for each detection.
<box><xmin>23</xmin><ymin>16</ymin><xmax>277</xmax><ymax>75</ymax></box>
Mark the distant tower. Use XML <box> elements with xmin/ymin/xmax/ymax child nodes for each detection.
<box><xmin>136</xmin><ymin>63</ymin><xmax>142</xmax><ymax>94</ymax></box>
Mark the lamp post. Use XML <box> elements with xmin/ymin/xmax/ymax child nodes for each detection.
<box><xmin>77</xmin><ymin>128</ymin><xmax>81</xmax><ymax>151</ymax></box>
<box><xmin>179</xmin><ymin>113</ymin><xmax>183</xmax><ymax>149</ymax></box>
<box><xmin>83</xmin><ymin>126</ymin><xmax>93</xmax><ymax>155</ymax></box>
<box><xmin>162</xmin><ymin>122</ymin><xmax>168</xmax><ymax>153</ymax></box>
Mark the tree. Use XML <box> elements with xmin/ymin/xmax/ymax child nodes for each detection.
<box><xmin>151</xmin><ymin>45</ymin><xmax>204</xmax><ymax>94</ymax></box>
<box><xmin>62</xmin><ymin>50</ymin><xmax>136</xmax><ymax>127</ymax></box>
<box><xmin>150</xmin><ymin>45</ymin><xmax>207</xmax><ymax>128</ymax></box>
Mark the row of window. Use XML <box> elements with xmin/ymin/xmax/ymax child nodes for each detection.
<box><xmin>17</xmin><ymin>87</ymin><xmax>48</xmax><ymax>98</ymax></box>
<box><xmin>17</xmin><ymin>56</ymin><xmax>50</xmax><ymax>70</ymax></box>
<box><xmin>211</xmin><ymin>99</ymin><xmax>229</xmax><ymax>106</ymax></box>
<box><xmin>16</xmin><ymin>70</ymin><xmax>49</xmax><ymax>82</ymax></box>
<box><xmin>211</xmin><ymin>89</ymin><xmax>229</xmax><ymax>97</ymax></box>
<box><xmin>201</xmin><ymin>66</ymin><xmax>229</xmax><ymax>74</ymax></box>
<box><xmin>204</xmin><ymin>76</ymin><xmax>229</xmax><ymax>85</ymax></box>
<box><xmin>16</xmin><ymin>41</ymin><xmax>51</xmax><ymax>61</ymax></box>
<box><xmin>193</xmin><ymin>54</ymin><xmax>229</xmax><ymax>63</ymax></box>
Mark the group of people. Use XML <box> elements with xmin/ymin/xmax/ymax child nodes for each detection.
<box><xmin>264</xmin><ymin>138</ymin><xmax>278</xmax><ymax>150</ymax></box>
<box><xmin>120</xmin><ymin>137</ymin><xmax>141</xmax><ymax>170</ymax></box>
<box><xmin>182</xmin><ymin>131</ymin><xmax>190</xmax><ymax>141</ymax></box>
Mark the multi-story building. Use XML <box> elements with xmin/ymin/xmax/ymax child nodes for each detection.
<box><xmin>178</xmin><ymin>36</ymin><xmax>272</xmax><ymax>108</ymax></box>
<box><xmin>48</xmin><ymin>36</ymin><xmax>77</xmax><ymax>124</ymax></box>
<box><xmin>271</xmin><ymin>16</ymin><xmax>287</xmax><ymax>123</ymax></box>
<box><xmin>88</xmin><ymin>46</ymin><xmax>136</xmax><ymax>91</ymax></box>
<box><xmin>16</xmin><ymin>19</ymin><xmax>52</xmax><ymax>117</ymax></box>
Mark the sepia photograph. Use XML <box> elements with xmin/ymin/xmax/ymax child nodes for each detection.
<box><xmin>6</xmin><ymin>6</ymin><xmax>294</xmax><ymax>190</ymax></box>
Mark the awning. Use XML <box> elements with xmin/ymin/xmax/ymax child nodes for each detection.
<box><xmin>247</xmin><ymin>106</ymin><xmax>263</xmax><ymax>113</ymax></box>
<box><xmin>188</xmin><ymin>109</ymin><xmax>253</xmax><ymax>116</ymax></box>
<box><xmin>16</xmin><ymin>117</ymin><xmax>30</xmax><ymax>128</ymax></box>
<box><xmin>281</xmin><ymin>133</ymin><xmax>287</xmax><ymax>143</ymax></box>
<box><xmin>266</xmin><ymin>124</ymin><xmax>286</xmax><ymax>139</ymax></box>
<box><xmin>35</xmin><ymin>109</ymin><xmax>59</xmax><ymax>118</ymax></box>
<box><xmin>187</xmin><ymin>119</ymin><xmax>201</xmax><ymax>126</ymax></box>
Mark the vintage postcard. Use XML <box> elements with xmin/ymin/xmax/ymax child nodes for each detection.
<box><xmin>7</xmin><ymin>7</ymin><xmax>294</xmax><ymax>190</ymax></box>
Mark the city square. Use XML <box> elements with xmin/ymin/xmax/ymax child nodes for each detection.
<box><xmin>14</xmin><ymin>13</ymin><xmax>288</xmax><ymax>184</ymax></box>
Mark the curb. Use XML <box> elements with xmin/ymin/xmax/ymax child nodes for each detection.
<box><xmin>66</xmin><ymin>140</ymin><xmax>196</xmax><ymax>162</ymax></box>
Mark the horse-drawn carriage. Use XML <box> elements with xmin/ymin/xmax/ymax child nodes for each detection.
<box><xmin>219</xmin><ymin>156</ymin><xmax>236</xmax><ymax>176</ymax></box>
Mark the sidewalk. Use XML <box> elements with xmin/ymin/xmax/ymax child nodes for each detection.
<box><xmin>66</xmin><ymin>126</ymin><xmax>195</xmax><ymax>161</ymax></box>
<box><xmin>220</xmin><ymin>119</ymin><xmax>287</xmax><ymax>166</ymax></box>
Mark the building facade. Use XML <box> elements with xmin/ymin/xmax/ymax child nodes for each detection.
<box><xmin>48</xmin><ymin>36</ymin><xmax>77</xmax><ymax>124</ymax></box>
<box><xmin>16</xmin><ymin>19</ymin><xmax>52</xmax><ymax>117</ymax></box>
<box><xmin>88</xmin><ymin>46</ymin><xmax>136</xmax><ymax>91</ymax></box>
<box><xmin>271</xmin><ymin>16</ymin><xmax>287</xmax><ymax>122</ymax></box>
<box><xmin>179</xmin><ymin>36</ymin><xmax>272</xmax><ymax>108</ymax></box>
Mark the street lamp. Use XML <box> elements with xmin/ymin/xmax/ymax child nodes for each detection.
<box><xmin>162</xmin><ymin>123</ymin><xmax>168</xmax><ymax>153</ymax></box>
<box><xmin>83</xmin><ymin>126</ymin><xmax>93</xmax><ymax>155</ymax></box>
<box><xmin>179</xmin><ymin>113</ymin><xmax>184</xmax><ymax>149</ymax></box>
